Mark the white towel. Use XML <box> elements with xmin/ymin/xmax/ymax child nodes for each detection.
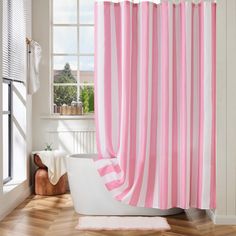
<box><xmin>35</xmin><ymin>150</ymin><xmax>67</xmax><ymax>185</ymax></box>
<box><xmin>28</xmin><ymin>40</ymin><xmax>42</xmax><ymax>94</ymax></box>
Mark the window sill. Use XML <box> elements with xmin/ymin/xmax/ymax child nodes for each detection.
<box><xmin>3</xmin><ymin>179</ymin><xmax>25</xmax><ymax>194</ymax></box>
<box><xmin>40</xmin><ymin>114</ymin><xmax>95</xmax><ymax>120</ymax></box>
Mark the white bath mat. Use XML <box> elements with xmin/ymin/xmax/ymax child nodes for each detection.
<box><xmin>76</xmin><ymin>216</ymin><xmax>171</xmax><ymax>231</ymax></box>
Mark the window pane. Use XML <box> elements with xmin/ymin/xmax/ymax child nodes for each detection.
<box><xmin>54</xmin><ymin>85</ymin><xmax>77</xmax><ymax>107</ymax></box>
<box><xmin>53</xmin><ymin>27</ymin><xmax>77</xmax><ymax>54</ymax></box>
<box><xmin>80</xmin><ymin>71</ymin><xmax>94</xmax><ymax>84</ymax></box>
<box><xmin>54</xmin><ymin>56</ymin><xmax>77</xmax><ymax>83</ymax></box>
<box><xmin>79</xmin><ymin>0</ymin><xmax>94</xmax><ymax>24</ymax></box>
<box><xmin>3</xmin><ymin>115</ymin><xmax>9</xmax><ymax>180</ymax></box>
<box><xmin>79</xmin><ymin>27</ymin><xmax>94</xmax><ymax>54</ymax></box>
<box><xmin>53</xmin><ymin>0</ymin><xmax>77</xmax><ymax>24</ymax></box>
<box><xmin>80</xmin><ymin>86</ymin><xmax>94</xmax><ymax>113</ymax></box>
<box><xmin>54</xmin><ymin>56</ymin><xmax>77</xmax><ymax>70</ymax></box>
<box><xmin>3</xmin><ymin>82</ymin><xmax>9</xmax><ymax>111</ymax></box>
<box><xmin>79</xmin><ymin>56</ymin><xmax>94</xmax><ymax>72</ymax></box>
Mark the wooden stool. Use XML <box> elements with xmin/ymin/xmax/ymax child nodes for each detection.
<box><xmin>34</xmin><ymin>154</ymin><xmax>68</xmax><ymax>196</ymax></box>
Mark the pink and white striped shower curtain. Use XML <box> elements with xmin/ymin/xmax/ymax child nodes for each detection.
<box><xmin>94</xmin><ymin>0</ymin><xmax>216</xmax><ymax>209</ymax></box>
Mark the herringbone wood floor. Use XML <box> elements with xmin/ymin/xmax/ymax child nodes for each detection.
<box><xmin>0</xmin><ymin>194</ymin><xmax>236</xmax><ymax>236</ymax></box>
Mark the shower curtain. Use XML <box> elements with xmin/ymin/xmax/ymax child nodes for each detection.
<box><xmin>94</xmin><ymin>0</ymin><xmax>216</xmax><ymax>209</ymax></box>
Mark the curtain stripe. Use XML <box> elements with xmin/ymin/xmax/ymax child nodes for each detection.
<box><xmin>197</xmin><ymin>1</ymin><xmax>204</xmax><ymax>207</ymax></box>
<box><xmin>190</xmin><ymin>4</ymin><xmax>200</xmax><ymax>207</ymax></box>
<box><xmin>138</xmin><ymin>2</ymin><xmax>153</xmax><ymax>207</ymax></box>
<box><xmin>94</xmin><ymin>1</ymin><xmax>216</xmax><ymax>209</ymax></box>
<box><xmin>114</xmin><ymin>3</ymin><xmax>122</xmax><ymax>152</ymax></box>
<box><xmin>171</xmin><ymin>4</ymin><xmax>178</xmax><ymax>207</ymax></box>
<box><xmin>159</xmin><ymin>2</ymin><xmax>169</xmax><ymax>209</ymax></box>
<box><xmin>120</xmin><ymin>1</ymin><xmax>131</xmax><ymax>171</ymax></box>
<box><xmin>98</xmin><ymin>164</ymin><xmax>121</xmax><ymax>176</ymax></box>
<box><xmin>202</xmin><ymin>1</ymin><xmax>212</xmax><ymax>208</ymax></box>
<box><xmin>145</xmin><ymin>3</ymin><xmax>158</xmax><ymax>208</ymax></box>
<box><xmin>167</xmin><ymin>2</ymin><xmax>173</xmax><ymax>209</ymax></box>
<box><xmin>134</xmin><ymin>3</ymin><xmax>142</xmax><ymax>192</ymax></box>
<box><xmin>111</xmin><ymin>4</ymin><xmax>120</xmax><ymax>154</ymax></box>
<box><xmin>180</xmin><ymin>1</ymin><xmax>187</xmax><ymax>208</ymax></box>
<box><xmin>104</xmin><ymin>3</ymin><xmax>113</xmax><ymax>156</ymax></box>
<box><xmin>153</xmin><ymin>3</ymin><xmax>162</xmax><ymax>208</ymax></box>
<box><xmin>210</xmin><ymin>2</ymin><xmax>216</xmax><ymax>209</ymax></box>
<box><xmin>95</xmin><ymin>4</ymin><xmax>107</xmax><ymax>157</ymax></box>
<box><xmin>176</xmin><ymin>4</ymin><xmax>182</xmax><ymax>206</ymax></box>
<box><xmin>125</xmin><ymin>2</ymin><xmax>139</xmax><ymax>201</ymax></box>
<box><xmin>185</xmin><ymin>1</ymin><xmax>192</xmax><ymax>208</ymax></box>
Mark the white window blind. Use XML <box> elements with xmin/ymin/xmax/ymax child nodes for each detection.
<box><xmin>2</xmin><ymin>0</ymin><xmax>26</xmax><ymax>82</ymax></box>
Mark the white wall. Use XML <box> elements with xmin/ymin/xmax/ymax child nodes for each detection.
<box><xmin>32</xmin><ymin>0</ymin><xmax>51</xmax><ymax>152</ymax></box>
<box><xmin>213</xmin><ymin>0</ymin><xmax>236</xmax><ymax>224</ymax></box>
<box><xmin>0</xmin><ymin>0</ymin><xmax>32</xmax><ymax>220</ymax></box>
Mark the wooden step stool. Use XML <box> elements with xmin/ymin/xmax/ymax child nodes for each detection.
<box><xmin>34</xmin><ymin>154</ymin><xmax>68</xmax><ymax>196</ymax></box>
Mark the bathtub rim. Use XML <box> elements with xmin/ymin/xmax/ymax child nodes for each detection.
<box><xmin>66</xmin><ymin>153</ymin><xmax>97</xmax><ymax>159</ymax></box>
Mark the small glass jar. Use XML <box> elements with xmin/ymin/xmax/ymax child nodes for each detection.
<box><xmin>77</xmin><ymin>101</ymin><xmax>83</xmax><ymax>115</ymax></box>
<box><xmin>61</xmin><ymin>104</ymin><xmax>67</xmax><ymax>115</ymax></box>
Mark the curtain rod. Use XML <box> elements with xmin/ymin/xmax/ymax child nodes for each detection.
<box><xmin>95</xmin><ymin>0</ymin><xmax>217</xmax><ymax>3</ymax></box>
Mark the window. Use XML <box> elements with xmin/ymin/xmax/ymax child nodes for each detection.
<box><xmin>2</xmin><ymin>79</ymin><xmax>12</xmax><ymax>184</ymax></box>
<box><xmin>52</xmin><ymin>0</ymin><xmax>94</xmax><ymax>115</ymax></box>
<box><xmin>2</xmin><ymin>0</ymin><xmax>25</xmax><ymax>184</ymax></box>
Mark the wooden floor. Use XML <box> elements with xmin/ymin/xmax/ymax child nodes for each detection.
<box><xmin>0</xmin><ymin>194</ymin><xmax>236</xmax><ymax>236</ymax></box>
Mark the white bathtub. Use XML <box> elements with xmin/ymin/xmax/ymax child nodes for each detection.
<box><xmin>66</xmin><ymin>154</ymin><xmax>183</xmax><ymax>216</ymax></box>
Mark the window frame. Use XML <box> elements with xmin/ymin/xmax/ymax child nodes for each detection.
<box><xmin>50</xmin><ymin>0</ymin><xmax>95</xmax><ymax>114</ymax></box>
<box><xmin>2</xmin><ymin>78</ymin><xmax>13</xmax><ymax>184</ymax></box>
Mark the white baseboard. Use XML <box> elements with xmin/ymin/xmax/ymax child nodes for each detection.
<box><xmin>214</xmin><ymin>215</ymin><xmax>236</xmax><ymax>225</ymax></box>
<box><xmin>206</xmin><ymin>209</ymin><xmax>236</xmax><ymax>225</ymax></box>
<box><xmin>0</xmin><ymin>185</ymin><xmax>33</xmax><ymax>221</ymax></box>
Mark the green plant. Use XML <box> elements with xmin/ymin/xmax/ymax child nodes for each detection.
<box><xmin>44</xmin><ymin>143</ymin><xmax>52</xmax><ymax>151</ymax></box>
<box><xmin>80</xmin><ymin>87</ymin><xmax>89</xmax><ymax>113</ymax></box>
<box><xmin>88</xmin><ymin>86</ymin><xmax>94</xmax><ymax>112</ymax></box>
<box><xmin>80</xmin><ymin>86</ymin><xmax>94</xmax><ymax>113</ymax></box>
